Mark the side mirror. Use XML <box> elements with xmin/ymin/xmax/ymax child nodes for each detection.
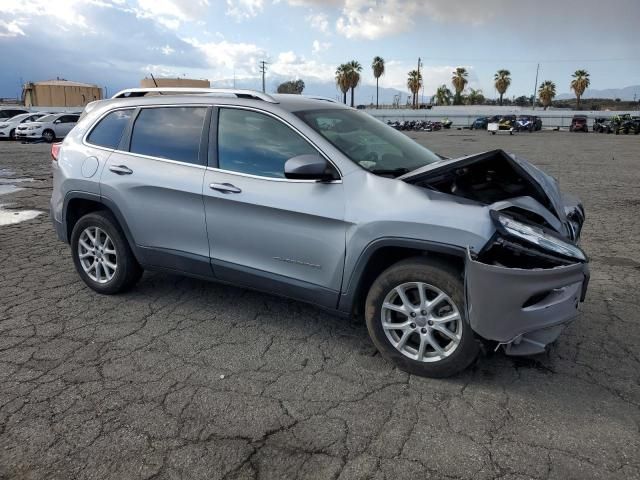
<box><xmin>284</xmin><ymin>154</ymin><xmax>335</xmax><ymax>181</ymax></box>
<box><xmin>53</xmin><ymin>120</ymin><xmax>61</xmax><ymax>124</ymax></box>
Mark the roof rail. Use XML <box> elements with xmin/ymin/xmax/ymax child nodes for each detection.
<box><xmin>303</xmin><ymin>95</ymin><xmax>339</xmax><ymax>103</ymax></box>
<box><xmin>110</xmin><ymin>87</ymin><xmax>278</xmax><ymax>103</ymax></box>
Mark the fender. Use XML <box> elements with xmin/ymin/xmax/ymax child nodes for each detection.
<box><xmin>62</xmin><ymin>191</ymin><xmax>140</xmax><ymax>263</ymax></box>
<box><xmin>337</xmin><ymin>237</ymin><xmax>466</xmax><ymax>313</ymax></box>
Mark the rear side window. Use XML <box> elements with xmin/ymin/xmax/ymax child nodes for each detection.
<box><xmin>217</xmin><ymin>108</ymin><xmax>317</xmax><ymax>178</ymax></box>
<box><xmin>58</xmin><ymin>115</ymin><xmax>77</xmax><ymax>123</ymax></box>
<box><xmin>130</xmin><ymin>107</ymin><xmax>206</xmax><ymax>165</ymax></box>
<box><xmin>87</xmin><ymin>109</ymin><xmax>133</xmax><ymax>149</ymax></box>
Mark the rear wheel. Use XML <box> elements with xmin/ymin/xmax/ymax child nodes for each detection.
<box><xmin>42</xmin><ymin>129</ymin><xmax>55</xmax><ymax>143</ymax></box>
<box><xmin>364</xmin><ymin>257</ymin><xmax>479</xmax><ymax>378</ymax></box>
<box><xmin>70</xmin><ymin>211</ymin><xmax>142</xmax><ymax>294</ymax></box>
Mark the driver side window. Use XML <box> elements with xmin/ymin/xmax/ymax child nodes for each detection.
<box><xmin>217</xmin><ymin>108</ymin><xmax>318</xmax><ymax>179</ymax></box>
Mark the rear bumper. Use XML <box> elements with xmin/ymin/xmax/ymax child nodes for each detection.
<box><xmin>465</xmin><ymin>249</ymin><xmax>589</xmax><ymax>355</ymax></box>
<box><xmin>50</xmin><ymin>193</ymin><xmax>67</xmax><ymax>243</ymax></box>
<box><xmin>51</xmin><ymin>213</ymin><xmax>67</xmax><ymax>243</ymax></box>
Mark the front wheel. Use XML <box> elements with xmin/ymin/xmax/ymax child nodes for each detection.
<box><xmin>364</xmin><ymin>258</ymin><xmax>479</xmax><ymax>378</ymax></box>
<box><xmin>42</xmin><ymin>129</ymin><xmax>55</xmax><ymax>143</ymax></box>
<box><xmin>70</xmin><ymin>211</ymin><xmax>142</xmax><ymax>294</ymax></box>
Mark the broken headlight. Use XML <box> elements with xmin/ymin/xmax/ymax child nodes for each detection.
<box><xmin>491</xmin><ymin>211</ymin><xmax>587</xmax><ymax>262</ymax></box>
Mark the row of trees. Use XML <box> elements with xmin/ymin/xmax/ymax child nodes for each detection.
<box><xmin>292</xmin><ymin>57</ymin><xmax>592</xmax><ymax>110</ymax></box>
<box><xmin>408</xmin><ymin>67</ymin><xmax>591</xmax><ymax>110</ymax></box>
<box><xmin>335</xmin><ymin>57</ymin><xmax>386</xmax><ymax>108</ymax></box>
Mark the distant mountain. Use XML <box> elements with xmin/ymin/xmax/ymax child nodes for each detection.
<box><xmin>556</xmin><ymin>85</ymin><xmax>640</xmax><ymax>101</ymax></box>
<box><xmin>211</xmin><ymin>76</ymin><xmax>411</xmax><ymax>106</ymax></box>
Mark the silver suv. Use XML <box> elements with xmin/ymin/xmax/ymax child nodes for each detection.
<box><xmin>50</xmin><ymin>88</ymin><xmax>589</xmax><ymax>377</ymax></box>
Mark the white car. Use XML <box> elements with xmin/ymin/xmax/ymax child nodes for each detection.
<box><xmin>15</xmin><ymin>112</ymin><xmax>80</xmax><ymax>143</ymax></box>
<box><xmin>0</xmin><ymin>112</ymin><xmax>52</xmax><ymax>140</ymax></box>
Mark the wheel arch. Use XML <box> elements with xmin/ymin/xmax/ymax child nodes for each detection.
<box><xmin>63</xmin><ymin>192</ymin><xmax>139</xmax><ymax>261</ymax></box>
<box><xmin>339</xmin><ymin>238</ymin><xmax>466</xmax><ymax>316</ymax></box>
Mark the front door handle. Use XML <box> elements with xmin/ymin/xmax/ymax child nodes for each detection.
<box><xmin>210</xmin><ymin>182</ymin><xmax>241</xmax><ymax>194</ymax></box>
<box><xmin>109</xmin><ymin>165</ymin><xmax>133</xmax><ymax>175</ymax></box>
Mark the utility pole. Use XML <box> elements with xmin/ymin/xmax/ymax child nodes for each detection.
<box><xmin>416</xmin><ymin>57</ymin><xmax>422</xmax><ymax>108</ymax></box>
<box><xmin>259</xmin><ymin>60</ymin><xmax>269</xmax><ymax>93</ymax></box>
<box><xmin>532</xmin><ymin>63</ymin><xmax>540</xmax><ymax>109</ymax></box>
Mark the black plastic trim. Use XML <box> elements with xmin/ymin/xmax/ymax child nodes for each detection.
<box><xmin>212</xmin><ymin>258</ymin><xmax>339</xmax><ymax>309</ymax></box>
<box><xmin>337</xmin><ymin>237</ymin><xmax>466</xmax><ymax>313</ymax></box>
<box><xmin>208</xmin><ymin>106</ymin><xmax>219</xmax><ymax>168</ymax></box>
<box><xmin>136</xmin><ymin>246</ymin><xmax>214</xmax><ymax>278</ymax></box>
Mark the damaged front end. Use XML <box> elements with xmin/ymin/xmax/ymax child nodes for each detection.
<box><xmin>401</xmin><ymin>149</ymin><xmax>589</xmax><ymax>355</ymax></box>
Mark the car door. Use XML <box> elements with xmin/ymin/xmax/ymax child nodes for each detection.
<box><xmin>55</xmin><ymin>114</ymin><xmax>80</xmax><ymax>137</ymax></box>
<box><xmin>100</xmin><ymin>105</ymin><xmax>212</xmax><ymax>277</ymax></box>
<box><xmin>203</xmin><ymin>106</ymin><xmax>347</xmax><ymax>308</ymax></box>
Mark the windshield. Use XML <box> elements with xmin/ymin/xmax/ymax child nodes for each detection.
<box><xmin>36</xmin><ymin>115</ymin><xmax>57</xmax><ymax>123</ymax></box>
<box><xmin>295</xmin><ymin>108</ymin><xmax>441</xmax><ymax>175</ymax></box>
<box><xmin>7</xmin><ymin>114</ymin><xmax>29</xmax><ymax>122</ymax></box>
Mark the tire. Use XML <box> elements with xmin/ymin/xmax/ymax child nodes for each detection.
<box><xmin>70</xmin><ymin>211</ymin><xmax>143</xmax><ymax>294</ymax></box>
<box><xmin>42</xmin><ymin>129</ymin><xmax>55</xmax><ymax>143</ymax></box>
<box><xmin>364</xmin><ymin>257</ymin><xmax>479</xmax><ymax>378</ymax></box>
<box><xmin>9</xmin><ymin>129</ymin><xmax>15</xmax><ymax>140</ymax></box>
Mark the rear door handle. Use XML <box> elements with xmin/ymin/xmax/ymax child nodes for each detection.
<box><xmin>210</xmin><ymin>182</ymin><xmax>241</xmax><ymax>194</ymax></box>
<box><xmin>109</xmin><ymin>165</ymin><xmax>133</xmax><ymax>175</ymax></box>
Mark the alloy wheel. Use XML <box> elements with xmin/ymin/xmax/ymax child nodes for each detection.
<box><xmin>78</xmin><ymin>226</ymin><xmax>117</xmax><ymax>283</ymax></box>
<box><xmin>381</xmin><ymin>282</ymin><xmax>462</xmax><ymax>363</ymax></box>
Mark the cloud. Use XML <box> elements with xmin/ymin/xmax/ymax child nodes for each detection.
<box><xmin>0</xmin><ymin>20</ymin><xmax>26</xmax><ymax>37</ymax></box>
<box><xmin>0</xmin><ymin>0</ymin><xmax>94</xmax><ymax>29</ymax></box>
<box><xmin>312</xmin><ymin>40</ymin><xmax>331</xmax><ymax>54</ymax></box>
<box><xmin>184</xmin><ymin>37</ymin><xmax>265</xmax><ymax>74</ymax></box>
<box><xmin>306</xmin><ymin>12</ymin><xmax>329</xmax><ymax>33</ymax></box>
<box><xmin>133</xmin><ymin>0</ymin><xmax>210</xmax><ymax>29</ymax></box>
<box><xmin>290</xmin><ymin>0</ymin><xmax>507</xmax><ymax>39</ymax></box>
<box><xmin>225</xmin><ymin>0</ymin><xmax>264</xmax><ymax>20</ymax></box>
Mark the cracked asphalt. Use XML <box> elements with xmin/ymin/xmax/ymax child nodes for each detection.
<box><xmin>1</xmin><ymin>130</ymin><xmax>639</xmax><ymax>480</ymax></box>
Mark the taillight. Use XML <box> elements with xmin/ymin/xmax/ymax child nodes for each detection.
<box><xmin>51</xmin><ymin>142</ymin><xmax>61</xmax><ymax>161</ymax></box>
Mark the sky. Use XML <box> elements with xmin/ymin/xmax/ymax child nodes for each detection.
<box><xmin>1</xmin><ymin>0</ymin><xmax>639</xmax><ymax>103</ymax></box>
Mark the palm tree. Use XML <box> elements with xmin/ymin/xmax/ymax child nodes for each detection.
<box><xmin>335</xmin><ymin>64</ymin><xmax>350</xmax><ymax>104</ymax></box>
<box><xmin>344</xmin><ymin>60</ymin><xmax>362</xmax><ymax>107</ymax></box>
<box><xmin>372</xmin><ymin>56</ymin><xmax>385</xmax><ymax>109</ymax></box>
<box><xmin>538</xmin><ymin>80</ymin><xmax>556</xmax><ymax>110</ymax></box>
<box><xmin>570</xmin><ymin>70</ymin><xmax>590</xmax><ymax>110</ymax></box>
<box><xmin>466</xmin><ymin>88</ymin><xmax>484</xmax><ymax>105</ymax></box>
<box><xmin>407</xmin><ymin>70</ymin><xmax>422</xmax><ymax>109</ymax></box>
<box><xmin>494</xmin><ymin>69</ymin><xmax>511</xmax><ymax>106</ymax></box>
<box><xmin>451</xmin><ymin>67</ymin><xmax>468</xmax><ymax>105</ymax></box>
<box><xmin>435</xmin><ymin>85</ymin><xmax>452</xmax><ymax>105</ymax></box>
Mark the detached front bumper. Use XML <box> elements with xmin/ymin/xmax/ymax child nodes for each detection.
<box><xmin>465</xmin><ymin>249</ymin><xmax>589</xmax><ymax>355</ymax></box>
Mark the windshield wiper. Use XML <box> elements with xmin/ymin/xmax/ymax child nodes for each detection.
<box><xmin>369</xmin><ymin>167</ymin><xmax>410</xmax><ymax>177</ymax></box>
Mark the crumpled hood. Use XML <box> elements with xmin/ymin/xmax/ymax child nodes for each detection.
<box><xmin>508</xmin><ymin>153</ymin><xmax>566</xmax><ymax>221</ymax></box>
<box><xmin>399</xmin><ymin>150</ymin><xmax>582</xmax><ymax>239</ymax></box>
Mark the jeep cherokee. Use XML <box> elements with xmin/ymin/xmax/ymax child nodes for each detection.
<box><xmin>50</xmin><ymin>88</ymin><xmax>589</xmax><ymax>377</ymax></box>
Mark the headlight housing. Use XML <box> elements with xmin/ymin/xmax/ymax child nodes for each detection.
<box><xmin>491</xmin><ymin>211</ymin><xmax>587</xmax><ymax>262</ymax></box>
<box><xmin>0</xmin><ymin>123</ymin><xmax>8</xmax><ymax>128</ymax></box>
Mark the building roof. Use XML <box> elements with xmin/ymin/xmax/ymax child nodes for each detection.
<box><xmin>29</xmin><ymin>80</ymin><xmax>100</xmax><ymax>88</ymax></box>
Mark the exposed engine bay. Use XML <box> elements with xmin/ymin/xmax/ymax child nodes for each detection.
<box><xmin>400</xmin><ymin>150</ymin><xmax>586</xmax><ymax>269</ymax></box>
<box><xmin>402</xmin><ymin>149</ymin><xmax>555</xmax><ymax>213</ymax></box>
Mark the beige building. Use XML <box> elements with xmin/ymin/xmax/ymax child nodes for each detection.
<box><xmin>140</xmin><ymin>77</ymin><xmax>210</xmax><ymax>88</ymax></box>
<box><xmin>22</xmin><ymin>80</ymin><xmax>103</xmax><ymax>108</ymax></box>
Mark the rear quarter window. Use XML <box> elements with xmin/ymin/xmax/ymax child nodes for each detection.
<box><xmin>87</xmin><ymin>109</ymin><xmax>134</xmax><ymax>149</ymax></box>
